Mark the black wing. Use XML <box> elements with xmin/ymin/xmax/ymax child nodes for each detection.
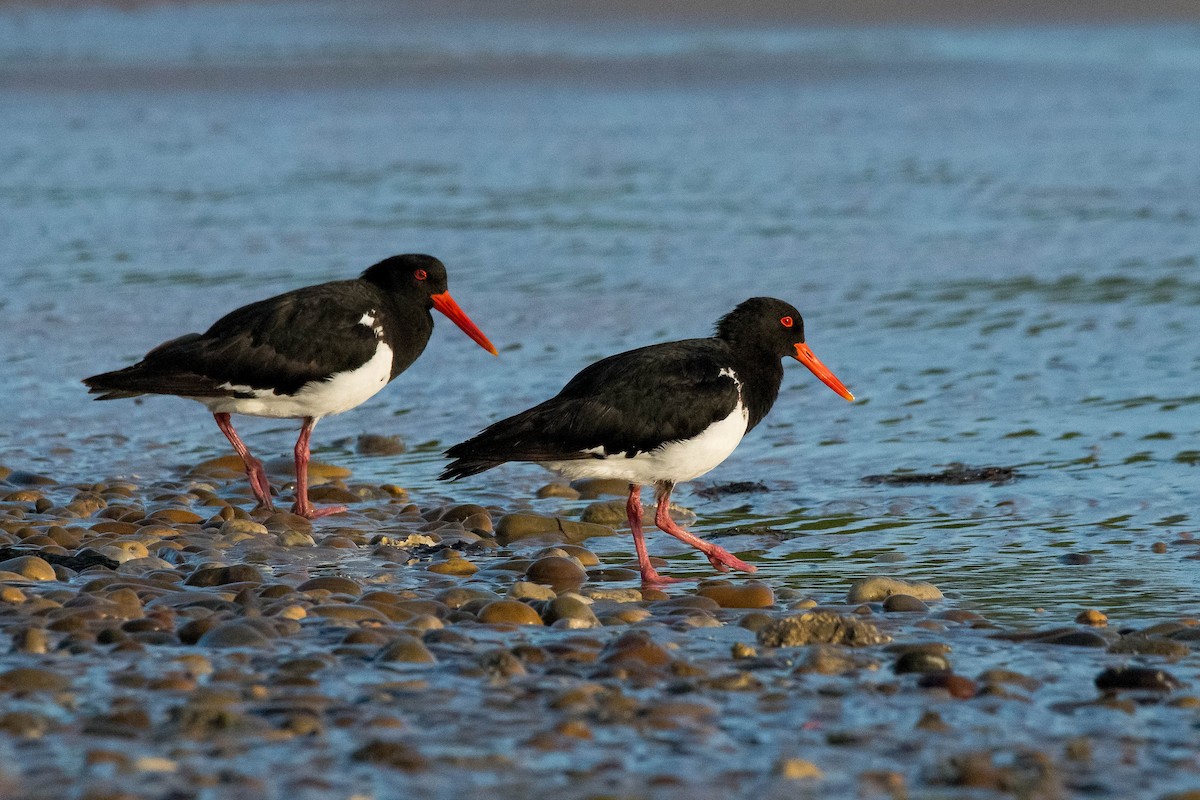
<box><xmin>442</xmin><ymin>338</ymin><xmax>740</xmax><ymax>479</ymax></box>
<box><xmin>84</xmin><ymin>281</ymin><xmax>382</xmax><ymax>399</ymax></box>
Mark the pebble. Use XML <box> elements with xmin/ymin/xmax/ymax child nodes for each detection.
<box><xmin>542</xmin><ymin>596</ymin><xmax>601</xmax><ymax>628</ymax></box>
<box><xmin>351</xmin><ymin>739</ymin><xmax>428</xmax><ymax>771</ymax></box>
<box><xmin>570</xmin><ymin>478</ymin><xmax>629</xmax><ymax>498</ymax></box>
<box><xmin>882</xmin><ymin>594</ymin><xmax>929</xmax><ymax>613</ymax></box>
<box><xmin>356</xmin><ymin>434</ymin><xmax>406</xmax><ymax>456</ymax></box>
<box><xmin>508</xmin><ymin>581</ymin><xmax>557</xmax><ymax>602</ymax></box>
<box><xmin>525</xmin><ymin>555</ymin><xmax>587</xmax><ymax>589</ymax></box>
<box><xmin>495</xmin><ymin>513</ymin><xmax>614</xmax><ymax>545</ymax></box>
<box><xmin>894</xmin><ymin>651</ymin><xmax>951</xmax><ymax>674</ymax></box>
<box><xmin>1108</xmin><ymin>634</ymin><xmax>1190</xmax><ymax>658</ymax></box>
<box><xmin>376</xmin><ymin>635</ymin><xmax>436</xmax><ymax>664</ymax></box>
<box><xmin>757</xmin><ymin>612</ymin><xmax>890</xmax><ymax>648</ymax></box>
<box><xmin>219</xmin><ymin>518</ymin><xmax>269</xmax><ymax>537</ymax></box>
<box><xmin>0</xmin><ymin>667</ymin><xmax>70</xmax><ymax>692</ymax></box>
<box><xmin>535</xmin><ymin>483</ymin><xmax>580</xmax><ymax>500</ymax></box>
<box><xmin>296</xmin><ymin>576</ymin><xmax>363</xmax><ymax>596</ymax></box>
<box><xmin>186</xmin><ymin>564</ymin><xmax>265</xmax><ymax>587</ymax></box>
<box><xmin>918</xmin><ymin>673</ymin><xmax>978</xmax><ymax>698</ymax></box>
<box><xmin>847</xmin><ymin>576</ymin><xmax>943</xmax><ymax>603</ymax></box>
<box><xmin>695</xmin><ymin>580</ymin><xmax>774</xmax><ymax>609</ymax></box>
<box><xmin>427</xmin><ymin>557</ymin><xmax>479</xmax><ymax>576</ymax></box>
<box><xmin>197</xmin><ymin>621</ymin><xmax>273</xmax><ymax>649</ymax></box>
<box><xmin>0</xmin><ymin>555</ymin><xmax>56</xmax><ymax>581</ymax></box>
<box><xmin>600</xmin><ymin>630</ymin><xmax>673</xmax><ymax>669</ymax></box>
<box><xmin>478</xmin><ymin>600</ymin><xmax>543</xmax><ymax>626</ymax></box>
<box><xmin>1095</xmin><ymin>666</ymin><xmax>1181</xmax><ymax>692</ymax></box>
<box><xmin>776</xmin><ymin>758</ymin><xmax>823</xmax><ymax>780</ymax></box>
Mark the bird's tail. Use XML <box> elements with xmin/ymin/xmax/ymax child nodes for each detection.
<box><xmin>439</xmin><ymin>400</ymin><xmax>592</xmax><ymax>482</ymax></box>
<box><xmin>83</xmin><ymin>368</ymin><xmax>151</xmax><ymax>401</ymax></box>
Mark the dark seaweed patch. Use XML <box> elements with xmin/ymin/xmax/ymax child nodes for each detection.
<box><xmin>862</xmin><ymin>464</ymin><xmax>1020</xmax><ymax>486</ymax></box>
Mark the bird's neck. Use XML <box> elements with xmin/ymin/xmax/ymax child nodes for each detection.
<box><xmin>377</xmin><ymin>291</ymin><xmax>435</xmax><ymax>379</ymax></box>
<box><xmin>727</xmin><ymin>341</ymin><xmax>784</xmax><ymax>433</ymax></box>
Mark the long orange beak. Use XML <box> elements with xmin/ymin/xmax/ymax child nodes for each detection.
<box><xmin>431</xmin><ymin>292</ymin><xmax>498</xmax><ymax>356</ymax></box>
<box><xmin>793</xmin><ymin>343</ymin><xmax>854</xmax><ymax>401</ymax></box>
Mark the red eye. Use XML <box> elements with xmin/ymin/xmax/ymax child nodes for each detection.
<box><xmin>414</xmin><ymin>269</ymin><xmax>427</xmax><ymax>281</ymax></box>
<box><xmin>780</xmin><ymin>316</ymin><xmax>793</xmax><ymax>328</ymax></box>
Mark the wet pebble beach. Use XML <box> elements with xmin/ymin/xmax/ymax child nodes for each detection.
<box><xmin>1</xmin><ymin>460</ymin><xmax>1199</xmax><ymax>799</ymax></box>
<box><xmin>3</xmin><ymin>1</ymin><xmax>1200</xmax><ymax>798</ymax></box>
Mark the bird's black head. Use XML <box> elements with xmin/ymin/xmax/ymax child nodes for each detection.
<box><xmin>715</xmin><ymin>297</ymin><xmax>807</xmax><ymax>356</ymax></box>
<box><xmin>717</xmin><ymin>297</ymin><xmax>854</xmax><ymax>401</ymax></box>
<box><xmin>360</xmin><ymin>253</ymin><xmax>498</xmax><ymax>356</ymax></box>
<box><xmin>361</xmin><ymin>254</ymin><xmax>449</xmax><ymax>301</ymax></box>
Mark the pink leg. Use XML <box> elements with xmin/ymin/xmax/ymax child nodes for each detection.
<box><xmin>213</xmin><ymin>413</ymin><xmax>274</xmax><ymax>511</ymax></box>
<box><xmin>628</xmin><ymin>483</ymin><xmax>683</xmax><ymax>587</ymax></box>
<box><xmin>654</xmin><ymin>483</ymin><xmax>756</xmax><ymax>574</ymax></box>
<box><xmin>291</xmin><ymin>416</ymin><xmax>346</xmax><ymax>519</ymax></box>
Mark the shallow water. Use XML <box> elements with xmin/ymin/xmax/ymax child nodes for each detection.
<box><xmin>3</xmin><ymin>6</ymin><xmax>1200</xmax><ymax>614</ymax></box>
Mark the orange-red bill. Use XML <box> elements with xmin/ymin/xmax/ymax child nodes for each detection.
<box><xmin>431</xmin><ymin>292</ymin><xmax>498</xmax><ymax>356</ymax></box>
<box><xmin>793</xmin><ymin>343</ymin><xmax>854</xmax><ymax>401</ymax></box>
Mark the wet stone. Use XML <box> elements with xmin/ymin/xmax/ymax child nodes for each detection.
<box><xmin>918</xmin><ymin>673</ymin><xmax>979</xmax><ymax>698</ymax></box>
<box><xmin>356</xmin><ymin>434</ymin><xmax>406</xmax><ymax>456</ymax></box>
<box><xmin>478</xmin><ymin>600</ymin><xmax>543</xmax><ymax>626</ymax></box>
<box><xmin>894</xmin><ymin>651</ymin><xmax>951</xmax><ymax>674</ymax></box>
<box><xmin>197</xmin><ymin>621</ymin><xmax>273</xmax><ymax>649</ymax></box>
<box><xmin>1076</xmin><ymin>609</ymin><xmax>1108</xmax><ymax>626</ymax></box>
<box><xmin>695</xmin><ymin>580</ymin><xmax>774</xmax><ymax>609</ymax></box>
<box><xmin>570</xmin><ymin>478</ymin><xmax>629</xmax><ymax>499</ymax></box>
<box><xmin>580</xmin><ymin>500</ymin><xmax>638</xmax><ymax>526</ymax></box>
<box><xmin>376</xmin><ymin>635</ymin><xmax>436</xmax><ymax>664</ymax></box>
<box><xmin>1039</xmin><ymin>629</ymin><xmax>1110</xmax><ymax>648</ymax></box>
<box><xmin>508</xmin><ymin>581</ymin><xmax>557</xmax><ymax>602</ymax></box>
<box><xmin>539</xmin><ymin>544</ymin><xmax>600</xmax><ymax>567</ymax></box>
<box><xmin>11</xmin><ymin>627</ymin><xmax>49</xmax><ymax>654</ymax></box>
<box><xmin>1108</xmin><ymin>634</ymin><xmax>1190</xmax><ymax>658</ymax></box>
<box><xmin>542</xmin><ymin>596</ymin><xmax>601</xmax><ymax>629</ymax></box>
<box><xmin>351</xmin><ymin>740</ymin><xmax>428</xmax><ymax>771</ymax></box>
<box><xmin>526</xmin><ymin>556</ymin><xmax>587</xmax><ymax>589</ymax></box>
<box><xmin>296</xmin><ymin>576</ymin><xmax>362</xmax><ymax>596</ymax></box>
<box><xmin>435</xmin><ymin>588</ymin><xmax>497</xmax><ymax>610</ymax></box>
<box><xmin>1095</xmin><ymin>666</ymin><xmax>1181</xmax><ymax>692</ymax></box>
<box><xmin>496</xmin><ymin>513</ymin><xmax>615</xmax><ymax>545</ymax></box>
<box><xmin>757</xmin><ymin>612</ymin><xmax>890</xmax><ymax>648</ymax></box>
<box><xmin>535</xmin><ymin>483</ymin><xmax>580</xmax><ymax>500</ymax></box>
<box><xmin>185</xmin><ymin>565</ymin><xmax>265</xmax><ymax>587</ymax></box>
<box><xmin>0</xmin><ymin>667</ymin><xmax>70</xmax><ymax>693</ymax></box>
<box><xmin>601</xmin><ymin>630</ymin><xmax>673</xmax><ymax>670</ymax></box>
<box><xmin>0</xmin><ymin>555</ymin><xmax>57</xmax><ymax>581</ymax></box>
<box><xmin>847</xmin><ymin>576</ymin><xmax>943</xmax><ymax>603</ymax></box>
<box><xmin>883</xmin><ymin>594</ymin><xmax>929</xmax><ymax>613</ymax></box>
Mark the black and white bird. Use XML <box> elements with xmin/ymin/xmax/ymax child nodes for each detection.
<box><xmin>85</xmin><ymin>254</ymin><xmax>497</xmax><ymax>519</ymax></box>
<box><xmin>441</xmin><ymin>297</ymin><xmax>853</xmax><ymax>585</ymax></box>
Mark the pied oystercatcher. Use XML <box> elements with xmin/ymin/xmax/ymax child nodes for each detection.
<box><xmin>441</xmin><ymin>296</ymin><xmax>853</xmax><ymax>584</ymax></box>
<box><xmin>85</xmin><ymin>254</ymin><xmax>497</xmax><ymax>519</ymax></box>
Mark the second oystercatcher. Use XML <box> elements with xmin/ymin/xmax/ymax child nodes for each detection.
<box><xmin>441</xmin><ymin>296</ymin><xmax>853</xmax><ymax>584</ymax></box>
<box><xmin>85</xmin><ymin>254</ymin><xmax>497</xmax><ymax>519</ymax></box>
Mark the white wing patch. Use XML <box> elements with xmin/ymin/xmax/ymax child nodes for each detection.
<box><xmin>358</xmin><ymin>310</ymin><xmax>384</xmax><ymax>339</ymax></box>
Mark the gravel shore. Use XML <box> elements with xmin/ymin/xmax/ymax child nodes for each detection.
<box><xmin>0</xmin><ymin>459</ymin><xmax>1197</xmax><ymax>798</ymax></box>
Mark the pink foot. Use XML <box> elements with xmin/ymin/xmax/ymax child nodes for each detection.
<box><xmin>704</xmin><ymin>545</ymin><xmax>757</xmax><ymax>574</ymax></box>
<box><xmin>291</xmin><ymin>503</ymin><xmax>348</xmax><ymax>520</ymax></box>
<box><xmin>640</xmin><ymin>569</ymin><xmax>688</xmax><ymax>587</ymax></box>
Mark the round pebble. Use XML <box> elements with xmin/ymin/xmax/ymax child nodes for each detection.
<box><xmin>0</xmin><ymin>555</ymin><xmax>56</xmax><ymax>581</ymax></box>
<box><xmin>883</xmin><ymin>594</ymin><xmax>929</xmax><ymax>613</ymax></box>
<box><xmin>695</xmin><ymin>580</ymin><xmax>774</xmax><ymax>609</ymax></box>
<box><xmin>525</xmin><ymin>556</ymin><xmax>587</xmax><ymax>589</ymax></box>
<box><xmin>478</xmin><ymin>600</ymin><xmax>543</xmax><ymax>626</ymax></box>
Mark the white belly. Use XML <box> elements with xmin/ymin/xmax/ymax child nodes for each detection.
<box><xmin>200</xmin><ymin>343</ymin><xmax>394</xmax><ymax>419</ymax></box>
<box><xmin>542</xmin><ymin>403</ymin><xmax>749</xmax><ymax>485</ymax></box>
